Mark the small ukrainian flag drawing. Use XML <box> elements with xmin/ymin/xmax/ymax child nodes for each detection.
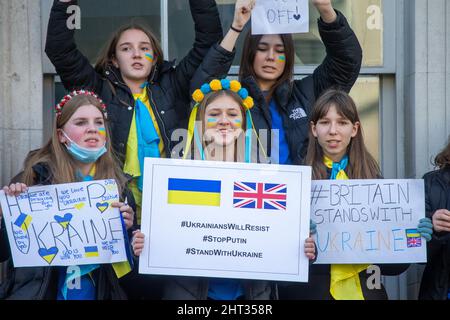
<box><xmin>14</xmin><ymin>213</ymin><xmax>32</xmax><ymax>232</ymax></box>
<box><xmin>168</xmin><ymin>178</ymin><xmax>221</xmax><ymax>207</ymax></box>
<box><xmin>406</xmin><ymin>229</ymin><xmax>422</xmax><ymax>248</ymax></box>
<box><xmin>84</xmin><ymin>246</ymin><xmax>100</xmax><ymax>258</ymax></box>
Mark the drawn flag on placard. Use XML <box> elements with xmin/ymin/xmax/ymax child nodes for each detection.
<box><xmin>168</xmin><ymin>178</ymin><xmax>221</xmax><ymax>207</ymax></box>
<box><xmin>233</xmin><ymin>182</ymin><xmax>287</xmax><ymax>210</ymax></box>
<box><xmin>84</xmin><ymin>246</ymin><xmax>100</xmax><ymax>258</ymax></box>
<box><xmin>14</xmin><ymin>213</ymin><xmax>32</xmax><ymax>232</ymax></box>
<box><xmin>406</xmin><ymin>229</ymin><xmax>422</xmax><ymax>248</ymax></box>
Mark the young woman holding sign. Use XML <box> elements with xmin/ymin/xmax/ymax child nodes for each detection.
<box><xmin>280</xmin><ymin>89</ymin><xmax>432</xmax><ymax>300</ymax></box>
<box><xmin>190</xmin><ymin>0</ymin><xmax>362</xmax><ymax>165</ymax></box>
<box><xmin>131</xmin><ymin>78</ymin><xmax>317</xmax><ymax>300</ymax></box>
<box><xmin>0</xmin><ymin>91</ymin><xmax>136</xmax><ymax>300</ymax></box>
<box><xmin>419</xmin><ymin>139</ymin><xmax>450</xmax><ymax>300</ymax></box>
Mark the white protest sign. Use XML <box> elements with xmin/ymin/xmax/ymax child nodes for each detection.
<box><xmin>311</xmin><ymin>179</ymin><xmax>427</xmax><ymax>264</ymax></box>
<box><xmin>252</xmin><ymin>0</ymin><xmax>309</xmax><ymax>35</ymax></box>
<box><xmin>0</xmin><ymin>180</ymin><xmax>128</xmax><ymax>267</ymax></box>
<box><xmin>139</xmin><ymin>158</ymin><xmax>311</xmax><ymax>282</ymax></box>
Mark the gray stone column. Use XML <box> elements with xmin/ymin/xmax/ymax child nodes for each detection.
<box><xmin>403</xmin><ymin>0</ymin><xmax>450</xmax><ymax>300</ymax></box>
<box><xmin>404</xmin><ymin>0</ymin><xmax>450</xmax><ymax>179</ymax></box>
<box><xmin>0</xmin><ymin>0</ymin><xmax>44</xmax><ymax>187</ymax></box>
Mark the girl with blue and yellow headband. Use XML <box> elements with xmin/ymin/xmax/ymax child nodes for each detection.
<box><xmin>280</xmin><ymin>89</ymin><xmax>432</xmax><ymax>300</ymax></box>
<box><xmin>131</xmin><ymin>79</ymin><xmax>317</xmax><ymax>300</ymax></box>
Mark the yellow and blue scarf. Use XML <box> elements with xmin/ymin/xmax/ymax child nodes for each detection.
<box><xmin>324</xmin><ymin>155</ymin><xmax>369</xmax><ymax>300</ymax></box>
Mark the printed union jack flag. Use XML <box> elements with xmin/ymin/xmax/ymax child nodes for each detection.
<box><xmin>233</xmin><ymin>182</ymin><xmax>287</xmax><ymax>210</ymax></box>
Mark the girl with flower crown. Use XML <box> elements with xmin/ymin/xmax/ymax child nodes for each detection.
<box><xmin>131</xmin><ymin>79</ymin><xmax>317</xmax><ymax>300</ymax></box>
<box><xmin>0</xmin><ymin>91</ymin><xmax>136</xmax><ymax>300</ymax></box>
<box><xmin>278</xmin><ymin>89</ymin><xmax>432</xmax><ymax>300</ymax></box>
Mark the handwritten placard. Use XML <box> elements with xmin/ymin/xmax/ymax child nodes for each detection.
<box><xmin>311</xmin><ymin>179</ymin><xmax>427</xmax><ymax>264</ymax></box>
<box><xmin>252</xmin><ymin>0</ymin><xmax>309</xmax><ymax>35</ymax></box>
<box><xmin>0</xmin><ymin>180</ymin><xmax>128</xmax><ymax>267</ymax></box>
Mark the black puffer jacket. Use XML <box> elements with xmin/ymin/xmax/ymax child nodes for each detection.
<box><xmin>191</xmin><ymin>10</ymin><xmax>362</xmax><ymax>164</ymax></box>
<box><xmin>0</xmin><ymin>162</ymin><xmax>137</xmax><ymax>300</ymax></box>
<box><xmin>419</xmin><ymin>167</ymin><xmax>450</xmax><ymax>300</ymax></box>
<box><xmin>45</xmin><ymin>0</ymin><xmax>222</xmax><ymax>163</ymax></box>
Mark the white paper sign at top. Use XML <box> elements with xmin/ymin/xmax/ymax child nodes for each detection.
<box><xmin>311</xmin><ymin>179</ymin><xmax>427</xmax><ymax>264</ymax></box>
<box><xmin>139</xmin><ymin>158</ymin><xmax>312</xmax><ymax>283</ymax></box>
<box><xmin>251</xmin><ymin>0</ymin><xmax>310</xmax><ymax>35</ymax></box>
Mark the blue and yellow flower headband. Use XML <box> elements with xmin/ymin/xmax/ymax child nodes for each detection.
<box><xmin>185</xmin><ymin>79</ymin><xmax>255</xmax><ymax>162</ymax></box>
<box><xmin>192</xmin><ymin>79</ymin><xmax>254</xmax><ymax>110</ymax></box>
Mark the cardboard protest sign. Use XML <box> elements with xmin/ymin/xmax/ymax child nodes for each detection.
<box><xmin>0</xmin><ymin>180</ymin><xmax>128</xmax><ymax>267</ymax></box>
<box><xmin>311</xmin><ymin>179</ymin><xmax>427</xmax><ymax>264</ymax></box>
<box><xmin>252</xmin><ymin>0</ymin><xmax>309</xmax><ymax>35</ymax></box>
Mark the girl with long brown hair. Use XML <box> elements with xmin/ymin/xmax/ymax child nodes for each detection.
<box><xmin>45</xmin><ymin>0</ymin><xmax>222</xmax><ymax>223</ymax></box>
<box><xmin>191</xmin><ymin>0</ymin><xmax>362</xmax><ymax>165</ymax></box>
<box><xmin>0</xmin><ymin>91</ymin><xmax>136</xmax><ymax>300</ymax></box>
<box><xmin>281</xmin><ymin>89</ymin><xmax>432</xmax><ymax>300</ymax></box>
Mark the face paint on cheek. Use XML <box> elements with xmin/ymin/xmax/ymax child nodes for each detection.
<box><xmin>207</xmin><ymin>118</ymin><xmax>218</xmax><ymax>128</ymax></box>
<box><xmin>145</xmin><ymin>53</ymin><xmax>154</xmax><ymax>62</ymax></box>
<box><xmin>278</xmin><ymin>55</ymin><xmax>286</xmax><ymax>63</ymax></box>
<box><xmin>233</xmin><ymin>119</ymin><xmax>242</xmax><ymax>128</ymax></box>
<box><xmin>98</xmin><ymin>127</ymin><xmax>106</xmax><ymax>137</ymax></box>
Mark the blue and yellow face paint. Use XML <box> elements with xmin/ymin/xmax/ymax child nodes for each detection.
<box><xmin>98</xmin><ymin>127</ymin><xmax>106</xmax><ymax>137</ymax></box>
<box><xmin>233</xmin><ymin>119</ymin><xmax>242</xmax><ymax>128</ymax></box>
<box><xmin>278</xmin><ymin>55</ymin><xmax>286</xmax><ymax>63</ymax></box>
<box><xmin>207</xmin><ymin>118</ymin><xmax>218</xmax><ymax>128</ymax></box>
<box><xmin>145</xmin><ymin>53</ymin><xmax>154</xmax><ymax>62</ymax></box>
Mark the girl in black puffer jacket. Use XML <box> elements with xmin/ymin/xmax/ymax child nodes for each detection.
<box><xmin>45</xmin><ymin>0</ymin><xmax>223</xmax><ymax>224</ymax></box>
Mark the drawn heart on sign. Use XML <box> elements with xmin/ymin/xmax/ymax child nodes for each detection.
<box><xmin>96</xmin><ymin>202</ymin><xmax>109</xmax><ymax>213</ymax></box>
<box><xmin>38</xmin><ymin>247</ymin><xmax>58</xmax><ymax>265</ymax></box>
<box><xmin>293</xmin><ymin>14</ymin><xmax>301</xmax><ymax>20</ymax></box>
<box><xmin>74</xmin><ymin>203</ymin><xmax>85</xmax><ymax>210</ymax></box>
<box><xmin>54</xmin><ymin>213</ymin><xmax>73</xmax><ymax>229</ymax></box>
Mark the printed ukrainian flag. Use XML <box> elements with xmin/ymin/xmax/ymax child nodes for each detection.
<box><xmin>168</xmin><ymin>178</ymin><xmax>221</xmax><ymax>206</ymax></box>
<box><xmin>84</xmin><ymin>246</ymin><xmax>100</xmax><ymax>258</ymax></box>
<box><xmin>14</xmin><ymin>213</ymin><xmax>32</xmax><ymax>232</ymax></box>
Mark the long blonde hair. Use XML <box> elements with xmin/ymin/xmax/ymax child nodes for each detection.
<box><xmin>22</xmin><ymin>95</ymin><xmax>127</xmax><ymax>194</ymax></box>
<box><xmin>305</xmin><ymin>89</ymin><xmax>381</xmax><ymax>179</ymax></box>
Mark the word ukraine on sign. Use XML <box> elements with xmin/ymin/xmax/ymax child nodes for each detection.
<box><xmin>252</xmin><ymin>0</ymin><xmax>310</xmax><ymax>35</ymax></box>
<box><xmin>0</xmin><ymin>180</ymin><xmax>128</xmax><ymax>267</ymax></box>
<box><xmin>311</xmin><ymin>179</ymin><xmax>427</xmax><ymax>264</ymax></box>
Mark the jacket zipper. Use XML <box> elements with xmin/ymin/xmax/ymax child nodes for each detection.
<box><xmin>37</xmin><ymin>268</ymin><xmax>52</xmax><ymax>299</ymax></box>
